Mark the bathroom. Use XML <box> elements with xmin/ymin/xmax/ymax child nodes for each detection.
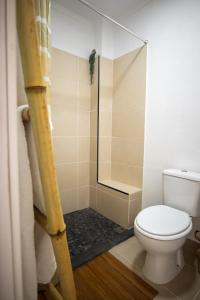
<box><xmin>1</xmin><ymin>0</ymin><xmax>200</xmax><ymax>299</ymax></box>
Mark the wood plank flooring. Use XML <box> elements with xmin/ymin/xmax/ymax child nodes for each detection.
<box><xmin>38</xmin><ymin>252</ymin><xmax>157</xmax><ymax>300</ymax></box>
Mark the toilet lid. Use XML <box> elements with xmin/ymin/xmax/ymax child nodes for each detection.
<box><xmin>136</xmin><ymin>205</ymin><xmax>191</xmax><ymax>236</ymax></box>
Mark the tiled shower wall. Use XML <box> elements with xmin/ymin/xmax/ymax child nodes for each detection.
<box><xmin>98</xmin><ymin>46</ymin><xmax>146</xmax><ymax>188</ymax></box>
<box><xmin>17</xmin><ymin>47</ymin><xmax>91</xmax><ymax>214</ymax></box>
<box><xmin>111</xmin><ymin>47</ymin><xmax>146</xmax><ymax>187</ymax></box>
<box><xmin>98</xmin><ymin>57</ymin><xmax>113</xmax><ymax>181</ymax></box>
<box><xmin>18</xmin><ymin>46</ymin><xmax>145</xmax><ymax>221</ymax></box>
<box><xmin>89</xmin><ymin>58</ymin><xmax>137</xmax><ymax>228</ymax></box>
<box><xmin>51</xmin><ymin>48</ymin><xmax>91</xmax><ymax>213</ymax></box>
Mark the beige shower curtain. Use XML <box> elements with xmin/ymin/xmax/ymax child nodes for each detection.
<box><xmin>35</xmin><ymin>0</ymin><xmax>51</xmax><ymax>101</ymax></box>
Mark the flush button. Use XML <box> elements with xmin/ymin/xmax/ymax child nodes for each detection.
<box><xmin>181</xmin><ymin>170</ymin><xmax>188</xmax><ymax>173</ymax></box>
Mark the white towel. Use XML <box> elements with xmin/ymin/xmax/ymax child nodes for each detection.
<box><xmin>25</xmin><ymin>104</ymin><xmax>53</xmax><ymax>214</ymax></box>
<box><xmin>17</xmin><ymin>105</ymin><xmax>37</xmax><ymax>300</ymax></box>
<box><xmin>17</xmin><ymin>105</ymin><xmax>57</xmax><ymax>299</ymax></box>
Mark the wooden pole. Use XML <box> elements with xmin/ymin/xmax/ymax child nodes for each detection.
<box><xmin>17</xmin><ymin>1</ymin><xmax>76</xmax><ymax>299</ymax></box>
<box><xmin>46</xmin><ymin>283</ymin><xmax>63</xmax><ymax>300</ymax></box>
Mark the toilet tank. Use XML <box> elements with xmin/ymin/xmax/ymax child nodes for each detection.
<box><xmin>163</xmin><ymin>169</ymin><xmax>200</xmax><ymax>217</ymax></box>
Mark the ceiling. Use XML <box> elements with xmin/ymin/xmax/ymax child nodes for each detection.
<box><xmin>55</xmin><ymin>0</ymin><xmax>151</xmax><ymax>20</ymax></box>
<box><xmin>86</xmin><ymin>0</ymin><xmax>150</xmax><ymax>18</ymax></box>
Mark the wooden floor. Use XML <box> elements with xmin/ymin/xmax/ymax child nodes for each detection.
<box><xmin>38</xmin><ymin>252</ymin><xmax>157</xmax><ymax>300</ymax></box>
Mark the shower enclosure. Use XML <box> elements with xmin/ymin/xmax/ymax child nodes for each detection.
<box><xmin>91</xmin><ymin>18</ymin><xmax>147</xmax><ymax>227</ymax></box>
<box><xmin>97</xmin><ymin>46</ymin><xmax>147</xmax><ymax>193</ymax></box>
<box><xmin>49</xmin><ymin>0</ymin><xmax>147</xmax><ymax>228</ymax></box>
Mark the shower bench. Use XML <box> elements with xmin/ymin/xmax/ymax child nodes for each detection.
<box><xmin>94</xmin><ymin>179</ymin><xmax>142</xmax><ymax>228</ymax></box>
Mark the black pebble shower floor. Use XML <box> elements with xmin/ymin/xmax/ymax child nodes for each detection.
<box><xmin>64</xmin><ymin>208</ymin><xmax>134</xmax><ymax>269</ymax></box>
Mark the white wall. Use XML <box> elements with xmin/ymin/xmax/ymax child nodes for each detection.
<box><xmin>52</xmin><ymin>0</ymin><xmax>116</xmax><ymax>59</ymax></box>
<box><xmin>119</xmin><ymin>0</ymin><xmax>200</xmax><ymax>240</ymax></box>
<box><xmin>52</xmin><ymin>1</ymin><xmax>97</xmax><ymax>58</ymax></box>
<box><xmin>101</xmin><ymin>20</ymin><xmax>115</xmax><ymax>59</ymax></box>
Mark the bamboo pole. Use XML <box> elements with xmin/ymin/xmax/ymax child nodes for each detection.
<box><xmin>46</xmin><ymin>283</ymin><xmax>63</xmax><ymax>300</ymax></box>
<box><xmin>34</xmin><ymin>206</ymin><xmax>48</xmax><ymax>231</ymax></box>
<box><xmin>34</xmin><ymin>205</ymin><xmax>77</xmax><ymax>300</ymax></box>
<box><xmin>17</xmin><ymin>1</ymin><xmax>76</xmax><ymax>299</ymax></box>
<box><xmin>39</xmin><ymin>283</ymin><xmax>63</xmax><ymax>300</ymax></box>
<box><xmin>34</xmin><ymin>207</ymin><xmax>75</xmax><ymax>300</ymax></box>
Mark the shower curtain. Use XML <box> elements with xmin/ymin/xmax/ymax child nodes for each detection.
<box><xmin>35</xmin><ymin>0</ymin><xmax>51</xmax><ymax>101</ymax></box>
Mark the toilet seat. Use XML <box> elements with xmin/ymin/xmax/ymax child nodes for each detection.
<box><xmin>135</xmin><ymin>205</ymin><xmax>192</xmax><ymax>241</ymax></box>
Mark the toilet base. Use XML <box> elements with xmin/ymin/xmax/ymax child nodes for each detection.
<box><xmin>143</xmin><ymin>249</ymin><xmax>184</xmax><ymax>284</ymax></box>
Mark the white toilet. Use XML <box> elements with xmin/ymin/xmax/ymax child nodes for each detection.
<box><xmin>134</xmin><ymin>169</ymin><xmax>200</xmax><ymax>284</ymax></box>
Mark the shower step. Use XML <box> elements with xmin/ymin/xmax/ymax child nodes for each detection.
<box><xmin>99</xmin><ymin>179</ymin><xmax>141</xmax><ymax>195</ymax></box>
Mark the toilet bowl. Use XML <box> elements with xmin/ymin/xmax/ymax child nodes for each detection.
<box><xmin>134</xmin><ymin>205</ymin><xmax>192</xmax><ymax>284</ymax></box>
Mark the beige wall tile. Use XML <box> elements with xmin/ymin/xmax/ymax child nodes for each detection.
<box><xmin>51</xmin><ymin>104</ymin><xmax>77</xmax><ymax>137</ymax></box>
<box><xmin>56</xmin><ymin>163</ymin><xmax>78</xmax><ymax>190</ymax></box>
<box><xmin>98</xmin><ymin>162</ymin><xmax>111</xmax><ymax>181</ymax></box>
<box><xmin>100</xmin><ymin>57</ymin><xmax>113</xmax><ymax>86</ymax></box>
<box><xmin>90</xmin><ymin>137</ymin><xmax>97</xmax><ymax>162</ymax></box>
<box><xmin>51</xmin><ymin>79</ymin><xmax>78</xmax><ymax>101</ymax></box>
<box><xmin>111</xmin><ymin>163</ymin><xmax>127</xmax><ymax>184</ymax></box>
<box><xmin>53</xmin><ymin>137</ymin><xmax>78</xmax><ymax>164</ymax></box>
<box><xmin>111</xmin><ymin>137</ymin><xmax>144</xmax><ymax>166</ymax></box>
<box><xmin>113</xmin><ymin>47</ymin><xmax>146</xmax><ymax>87</ymax></box>
<box><xmin>78</xmin><ymin>137</ymin><xmax>90</xmax><ymax>162</ymax></box>
<box><xmin>112</xmin><ymin>111</ymin><xmax>145</xmax><ymax>139</ymax></box>
<box><xmin>90</xmin><ymin>59</ymin><xmax>99</xmax><ymax>111</ymax></box>
<box><xmin>52</xmin><ymin>48</ymin><xmax>78</xmax><ymax>81</ymax></box>
<box><xmin>78</xmin><ymin>82</ymin><xmax>91</xmax><ymax>111</ymax></box>
<box><xmin>78</xmin><ymin>110</ymin><xmax>90</xmax><ymax>137</ymax></box>
<box><xmin>111</xmin><ymin>163</ymin><xmax>143</xmax><ymax>188</ymax></box>
<box><xmin>99</xmin><ymin>91</ymin><xmax>113</xmax><ymax>113</ymax></box>
<box><xmin>113</xmin><ymin>88</ymin><xmax>145</xmax><ymax>114</ymax></box>
<box><xmin>126</xmin><ymin>166</ymin><xmax>143</xmax><ymax>187</ymax></box>
<box><xmin>97</xmin><ymin>48</ymin><xmax>146</xmax><ymax>188</ymax></box>
<box><xmin>78</xmin><ymin>186</ymin><xmax>90</xmax><ymax>210</ymax></box>
<box><xmin>96</xmin><ymin>183</ymin><xmax>128</xmax><ymax>201</ymax></box>
<box><xmin>91</xmin><ymin>86</ymin><xmax>98</xmax><ymax>111</ymax></box>
<box><xmin>97</xmin><ymin>55</ymin><xmax>113</xmax><ymax>185</ymax></box>
<box><xmin>107</xmin><ymin>47</ymin><xmax>146</xmax><ymax>187</ymax></box>
<box><xmin>90</xmin><ymin>111</ymin><xmax>97</xmax><ymax>137</ymax></box>
<box><xmin>111</xmin><ymin>138</ymin><xmax>128</xmax><ymax>164</ymax></box>
<box><xmin>59</xmin><ymin>188</ymin><xmax>78</xmax><ymax>214</ymax></box>
<box><xmin>99</xmin><ymin>137</ymin><xmax>111</xmax><ymax>162</ymax></box>
<box><xmin>89</xmin><ymin>186</ymin><xmax>97</xmax><ymax>209</ymax></box>
<box><xmin>90</xmin><ymin>82</ymin><xmax>98</xmax><ymax>111</ymax></box>
<box><xmin>90</xmin><ymin>162</ymin><xmax>97</xmax><ymax>186</ymax></box>
<box><xmin>78</xmin><ymin>57</ymin><xmax>90</xmax><ymax>84</ymax></box>
<box><xmin>78</xmin><ymin>162</ymin><xmax>90</xmax><ymax>187</ymax></box>
<box><xmin>99</xmin><ymin>111</ymin><xmax>112</xmax><ymax>137</ymax></box>
<box><xmin>96</xmin><ymin>189</ymin><xmax>129</xmax><ymax>227</ymax></box>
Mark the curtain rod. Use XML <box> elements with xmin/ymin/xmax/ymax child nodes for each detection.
<box><xmin>77</xmin><ymin>0</ymin><xmax>148</xmax><ymax>45</ymax></box>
